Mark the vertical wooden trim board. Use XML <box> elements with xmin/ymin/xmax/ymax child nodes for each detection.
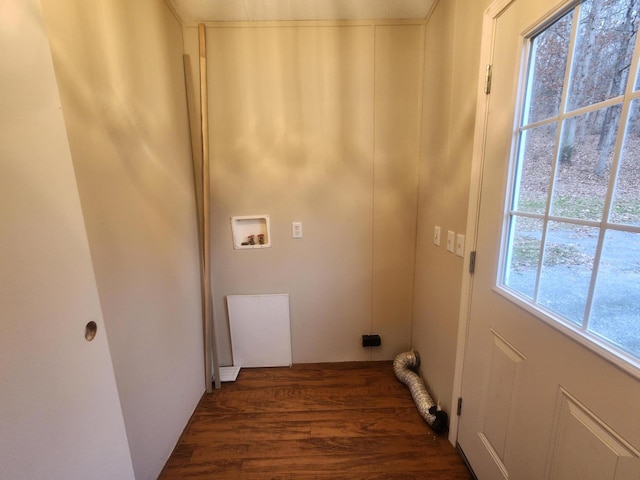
<box><xmin>199</xmin><ymin>23</ymin><xmax>220</xmax><ymax>391</ymax></box>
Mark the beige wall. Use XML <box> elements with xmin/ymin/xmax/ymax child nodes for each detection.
<box><xmin>40</xmin><ymin>1</ymin><xmax>204</xmax><ymax>478</ymax></box>
<box><xmin>184</xmin><ymin>22</ymin><xmax>423</xmax><ymax>365</ymax></box>
<box><xmin>4</xmin><ymin>0</ymin><xmax>495</xmax><ymax>469</ymax></box>
<box><xmin>372</xmin><ymin>25</ymin><xmax>424</xmax><ymax>361</ymax></box>
<box><xmin>0</xmin><ymin>1</ymin><xmax>133</xmax><ymax>477</ymax></box>
<box><xmin>412</xmin><ymin>0</ymin><xmax>491</xmax><ymax>417</ymax></box>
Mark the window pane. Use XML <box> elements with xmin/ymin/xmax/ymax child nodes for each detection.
<box><xmin>550</xmin><ymin>105</ymin><xmax>621</xmax><ymax>221</ymax></box>
<box><xmin>513</xmin><ymin>124</ymin><xmax>556</xmax><ymax>214</ymax></box>
<box><xmin>566</xmin><ymin>0</ymin><xmax>639</xmax><ymax>112</ymax></box>
<box><xmin>537</xmin><ymin>222</ymin><xmax>598</xmax><ymax>325</ymax></box>
<box><xmin>590</xmin><ymin>230</ymin><xmax>640</xmax><ymax>358</ymax></box>
<box><xmin>503</xmin><ymin>216</ymin><xmax>544</xmax><ymax>299</ymax></box>
<box><xmin>610</xmin><ymin>99</ymin><xmax>640</xmax><ymax>226</ymax></box>
<box><xmin>524</xmin><ymin>11</ymin><xmax>573</xmax><ymax>125</ymax></box>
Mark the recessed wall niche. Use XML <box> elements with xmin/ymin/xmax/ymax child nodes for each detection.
<box><xmin>230</xmin><ymin>215</ymin><xmax>271</xmax><ymax>249</ymax></box>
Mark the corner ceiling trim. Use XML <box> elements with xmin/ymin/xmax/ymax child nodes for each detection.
<box><xmin>166</xmin><ymin>0</ymin><xmax>436</xmax><ymax>24</ymax></box>
<box><xmin>180</xmin><ymin>18</ymin><xmax>427</xmax><ymax>29</ymax></box>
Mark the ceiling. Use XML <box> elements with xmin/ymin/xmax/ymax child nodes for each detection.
<box><xmin>167</xmin><ymin>0</ymin><xmax>436</xmax><ymax>23</ymax></box>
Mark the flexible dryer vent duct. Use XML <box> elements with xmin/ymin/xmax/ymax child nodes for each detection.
<box><xmin>393</xmin><ymin>351</ymin><xmax>448</xmax><ymax>434</ymax></box>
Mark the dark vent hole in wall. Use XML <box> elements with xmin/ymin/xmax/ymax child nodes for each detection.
<box><xmin>362</xmin><ymin>334</ymin><xmax>381</xmax><ymax>347</ymax></box>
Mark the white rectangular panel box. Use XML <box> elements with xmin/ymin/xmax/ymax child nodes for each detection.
<box><xmin>227</xmin><ymin>294</ymin><xmax>292</xmax><ymax>367</ymax></box>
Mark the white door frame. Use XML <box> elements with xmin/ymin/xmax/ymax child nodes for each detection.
<box><xmin>448</xmin><ymin>0</ymin><xmax>511</xmax><ymax>445</ymax></box>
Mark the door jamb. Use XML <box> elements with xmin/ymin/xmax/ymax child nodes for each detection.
<box><xmin>448</xmin><ymin>0</ymin><xmax>515</xmax><ymax>445</ymax></box>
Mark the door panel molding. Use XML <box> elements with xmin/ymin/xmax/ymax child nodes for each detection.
<box><xmin>481</xmin><ymin>329</ymin><xmax>526</xmax><ymax>465</ymax></box>
<box><xmin>546</xmin><ymin>387</ymin><xmax>640</xmax><ymax>480</ymax></box>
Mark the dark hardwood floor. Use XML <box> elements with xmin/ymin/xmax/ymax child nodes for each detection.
<box><xmin>160</xmin><ymin>361</ymin><xmax>473</xmax><ymax>479</ymax></box>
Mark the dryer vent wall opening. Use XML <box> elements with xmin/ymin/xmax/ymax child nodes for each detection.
<box><xmin>393</xmin><ymin>350</ymin><xmax>448</xmax><ymax>434</ymax></box>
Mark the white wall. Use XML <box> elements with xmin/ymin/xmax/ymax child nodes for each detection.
<box><xmin>0</xmin><ymin>1</ymin><xmax>134</xmax><ymax>478</ymax></box>
<box><xmin>40</xmin><ymin>1</ymin><xmax>205</xmax><ymax>478</ymax></box>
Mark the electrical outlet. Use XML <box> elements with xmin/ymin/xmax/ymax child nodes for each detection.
<box><xmin>434</xmin><ymin>226</ymin><xmax>441</xmax><ymax>246</ymax></box>
<box><xmin>292</xmin><ymin>222</ymin><xmax>303</xmax><ymax>239</ymax></box>
<box><xmin>447</xmin><ymin>230</ymin><xmax>455</xmax><ymax>253</ymax></box>
<box><xmin>456</xmin><ymin>233</ymin><xmax>465</xmax><ymax>257</ymax></box>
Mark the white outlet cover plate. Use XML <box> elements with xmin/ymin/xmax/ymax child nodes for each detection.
<box><xmin>292</xmin><ymin>221</ymin><xmax>303</xmax><ymax>238</ymax></box>
<box><xmin>447</xmin><ymin>230</ymin><xmax>455</xmax><ymax>253</ymax></box>
<box><xmin>456</xmin><ymin>233</ymin><xmax>465</xmax><ymax>257</ymax></box>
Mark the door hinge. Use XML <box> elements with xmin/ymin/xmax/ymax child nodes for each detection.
<box><xmin>457</xmin><ymin>397</ymin><xmax>463</xmax><ymax>416</ymax></box>
<box><xmin>469</xmin><ymin>251</ymin><xmax>476</xmax><ymax>274</ymax></box>
<box><xmin>484</xmin><ymin>64</ymin><xmax>492</xmax><ymax>94</ymax></box>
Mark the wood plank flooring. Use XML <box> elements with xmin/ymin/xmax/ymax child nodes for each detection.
<box><xmin>160</xmin><ymin>361</ymin><xmax>473</xmax><ymax>479</ymax></box>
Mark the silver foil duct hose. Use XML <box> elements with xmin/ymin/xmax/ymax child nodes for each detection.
<box><xmin>393</xmin><ymin>350</ymin><xmax>448</xmax><ymax>434</ymax></box>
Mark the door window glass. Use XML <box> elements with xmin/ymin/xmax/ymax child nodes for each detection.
<box><xmin>566</xmin><ymin>0</ymin><xmax>637</xmax><ymax>112</ymax></box>
<box><xmin>502</xmin><ymin>0</ymin><xmax>640</xmax><ymax>365</ymax></box>
<box><xmin>610</xmin><ymin>99</ymin><xmax>640</xmax><ymax>226</ymax></box>
<box><xmin>513</xmin><ymin>124</ymin><xmax>557</xmax><ymax>214</ymax></box>
<box><xmin>504</xmin><ymin>216</ymin><xmax>544</xmax><ymax>299</ymax></box>
<box><xmin>550</xmin><ymin>105</ymin><xmax>622</xmax><ymax>222</ymax></box>
<box><xmin>523</xmin><ymin>12</ymin><xmax>573</xmax><ymax>124</ymax></box>
<box><xmin>590</xmin><ymin>230</ymin><xmax>640</xmax><ymax>357</ymax></box>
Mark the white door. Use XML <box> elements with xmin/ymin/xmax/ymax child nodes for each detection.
<box><xmin>458</xmin><ymin>0</ymin><xmax>640</xmax><ymax>478</ymax></box>
<box><xmin>0</xmin><ymin>2</ymin><xmax>134</xmax><ymax>478</ymax></box>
